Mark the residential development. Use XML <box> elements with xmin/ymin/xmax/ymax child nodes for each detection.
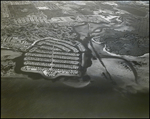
<box><xmin>21</xmin><ymin>37</ymin><xmax>86</xmax><ymax>79</ymax></box>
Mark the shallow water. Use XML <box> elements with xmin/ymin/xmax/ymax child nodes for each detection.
<box><xmin>1</xmin><ymin>78</ymin><xmax>149</xmax><ymax>118</ymax></box>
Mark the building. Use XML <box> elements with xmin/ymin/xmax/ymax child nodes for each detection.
<box><xmin>32</xmin><ymin>1</ymin><xmax>60</xmax><ymax>10</ymax></box>
<box><xmin>13</xmin><ymin>12</ymin><xmax>49</xmax><ymax>24</ymax></box>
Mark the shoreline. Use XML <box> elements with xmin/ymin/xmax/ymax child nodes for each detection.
<box><xmin>102</xmin><ymin>44</ymin><xmax>149</xmax><ymax>58</ymax></box>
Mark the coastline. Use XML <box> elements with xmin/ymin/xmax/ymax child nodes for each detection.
<box><xmin>102</xmin><ymin>44</ymin><xmax>149</xmax><ymax>58</ymax></box>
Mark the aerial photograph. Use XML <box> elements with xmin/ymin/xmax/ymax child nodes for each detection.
<box><xmin>1</xmin><ymin>1</ymin><xmax>149</xmax><ymax>118</ymax></box>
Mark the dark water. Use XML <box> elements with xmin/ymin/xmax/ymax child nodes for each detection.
<box><xmin>1</xmin><ymin>78</ymin><xmax>149</xmax><ymax>118</ymax></box>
